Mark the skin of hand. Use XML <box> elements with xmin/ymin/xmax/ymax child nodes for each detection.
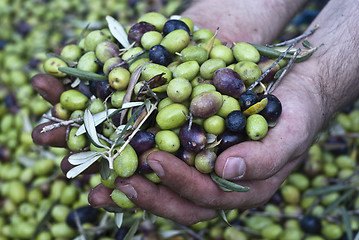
<box><xmin>31</xmin><ymin>0</ymin><xmax>359</xmax><ymax>226</ymax></box>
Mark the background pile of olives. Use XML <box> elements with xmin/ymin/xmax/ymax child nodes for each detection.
<box><xmin>1</xmin><ymin>0</ymin><xmax>359</xmax><ymax>239</ymax></box>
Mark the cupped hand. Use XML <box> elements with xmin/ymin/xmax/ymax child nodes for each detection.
<box><xmin>87</xmin><ymin>68</ymin><xmax>324</xmax><ymax>225</ymax></box>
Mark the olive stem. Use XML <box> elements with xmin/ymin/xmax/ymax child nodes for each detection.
<box><xmin>248</xmin><ymin>44</ymin><xmax>295</xmax><ymax>91</ymax></box>
<box><xmin>41</xmin><ymin>115</ymin><xmax>82</xmax><ymax>132</ymax></box>
<box><xmin>108</xmin><ymin>102</ymin><xmax>158</xmax><ymax>169</ymax></box>
<box><xmin>266</xmin><ymin>24</ymin><xmax>320</xmax><ymax>48</ymax></box>
<box><xmin>267</xmin><ymin>48</ymin><xmax>301</xmax><ymax>94</ymax></box>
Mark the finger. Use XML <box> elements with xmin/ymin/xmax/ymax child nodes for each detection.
<box><xmin>32</xmin><ymin>121</ymin><xmax>67</xmax><ymax>147</ymax></box>
<box><xmin>88</xmin><ymin>184</ymin><xmax>117</xmax><ymax>208</ymax></box>
<box><xmin>61</xmin><ymin>151</ymin><xmax>99</xmax><ymax>175</ymax></box>
<box><xmin>138</xmin><ymin>151</ymin><xmax>302</xmax><ymax>210</ymax></box>
<box><xmin>31</xmin><ymin>73</ymin><xmax>65</xmax><ymax>105</ymax></box>
<box><xmin>215</xmin><ymin>86</ymin><xmax>317</xmax><ymax>181</ymax></box>
<box><xmin>114</xmin><ymin>174</ymin><xmax>217</xmax><ymax>225</ymax></box>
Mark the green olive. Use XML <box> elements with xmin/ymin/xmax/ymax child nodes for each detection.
<box><xmin>101</xmin><ymin>170</ymin><xmax>118</xmax><ymax>189</ymax></box>
<box><xmin>156</xmin><ymin>103</ymin><xmax>189</xmax><ymax>130</ymax></box>
<box><xmin>77</xmin><ymin>51</ymin><xmax>99</xmax><ymax>73</ymax></box>
<box><xmin>50</xmin><ymin>222</ymin><xmax>77</xmax><ymax>238</ymax></box>
<box><xmin>161</xmin><ymin>29</ymin><xmax>190</xmax><ymax>54</ymax></box>
<box><xmin>60</xmin><ymin>184</ymin><xmax>78</xmax><ymax>205</ymax></box>
<box><xmin>140</xmin><ymin>63</ymin><xmax>172</xmax><ymax>82</ymax></box>
<box><xmin>210</xmin><ymin>45</ymin><xmax>234</xmax><ymax>65</ymax></box>
<box><xmin>43</xmin><ymin>57</ymin><xmax>68</xmax><ymax>77</ymax></box>
<box><xmin>166</xmin><ymin>77</ymin><xmax>192</xmax><ymax>102</ymax></box>
<box><xmin>191</xmin><ymin>83</ymin><xmax>216</xmax><ymax>99</ymax></box>
<box><xmin>67</xmin><ymin>127</ymin><xmax>88</xmax><ymax>151</ymax></box>
<box><xmin>155</xmin><ymin>130</ymin><xmax>180</xmax><ymax>153</ymax></box>
<box><xmin>113</xmin><ymin>144</ymin><xmax>138</xmax><ymax>178</ymax></box>
<box><xmin>108</xmin><ymin>67</ymin><xmax>131</xmax><ymax>90</ymax></box>
<box><xmin>204</xmin><ymin>115</ymin><xmax>225</xmax><ymax>135</ymax></box>
<box><xmin>216</xmin><ymin>95</ymin><xmax>241</xmax><ymax>118</ymax></box>
<box><xmin>84</xmin><ymin>29</ymin><xmax>110</xmax><ymax>52</ymax></box>
<box><xmin>246</xmin><ymin>114</ymin><xmax>268</xmax><ymax>140</ymax></box>
<box><xmin>232</xmin><ymin>42</ymin><xmax>260</xmax><ymax>63</ymax></box>
<box><xmin>193</xmin><ymin>28</ymin><xmax>214</xmax><ymax>42</ymax></box>
<box><xmin>137</xmin><ymin>12</ymin><xmax>167</xmax><ymax>32</ymax></box>
<box><xmin>60</xmin><ymin>44</ymin><xmax>82</xmax><ymax>62</ymax></box>
<box><xmin>234</xmin><ymin>61</ymin><xmax>262</xmax><ymax>87</ymax></box>
<box><xmin>158</xmin><ymin>97</ymin><xmax>174</xmax><ymax>111</ymax></box>
<box><xmin>140</xmin><ymin>31</ymin><xmax>163</xmax><ymax>50</ymax></box>
<box><xmin>111</xmin><ymin>189</ymin><xmax>135</xmax><ymax>209</ymax></box>
<box><xmin>111</xmin><ymin>90</ymin><xmax>126</xmax><ymax>108</ymax></box>
<box><xmin>60</xmin><ymin>89</ymin><xmax>88</xmax><ymax>111</ymax></box>
<box><xmin>180</xmin><ymin>46</ymin><xmax>209</xmax><ymax>64</ymax></box>
<box><xmin>33</xmin><ymin>158</ymin><xmax>55</xmax><ymax>176</ymax></box>
<box><xmin>122</xmin><ymin>46</ymin><xmax>143</xmax><ymax>63</ymax></box>
<box><xmin>129</xmin><ymin>58</ymin><xmax>150</xmax><ymax>73</ymax></box>
<box><xmin>194</xmin><ymin>149</ymin><xmax>216</xmax><ymax>173</ymax></box>
<box><xmin>173</xmin><ymin>61</ymin><xmax>200</xmax><ymax>81</ymax></box>
<box><xmin>200</xmin><ymin>58</ymin><xmax>226</xmax><ymax>79</ymax></box>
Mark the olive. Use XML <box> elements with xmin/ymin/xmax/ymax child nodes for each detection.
<box><xmin>51</xmin><ymin>103</ymin><xmax>70</xmax><ymax>120</ymax></box>
<box><xmin>137</xmin><ymin>12</ymin><xmax>167</xmax><ymax>32</ymax></box>
<box><xmin>166</xmin><ymin>77</ymin><xmax>192</xmax><ymax>103</ymax></box>
<box><xmin>128</xmin><ymin>22</ymin><xmax>156</xmax><ymax>46</ymax></box>
<box><xmin>156</xmin><ymin>103</ymin><xmax>189</xmax><ymax>130</ymax></box>
<box><xmin>300</xmin><ymin>215</ymin><xmax>322</xmax><ymax>234</ymax></box>
<box><xmin>113</xmin><ymin>144</ymin><xmax>138</xmax><ymax>178</ymax></box>
<box><xmin>160</xmin><ymin>29</ymin><xmax>190</xmax><ymax>54</ymax></box>
<box><xmin>194</xmin><ymin>149</ymin><xmax>216</xmax><ymax>173</ymax></box>
<box><xmin>138</xmin><ymin>148</ymin><xmax>160</xmax><ymax>174</ymax></box>
<box><xmin>103</xmin><ymin>57</ymin><xmax>129</xmax><ymax>75</ymax></box>
<box><xmin>260</xmin><ymin>94</ymin><xmax>282</xmax><ymax>126</ymax></box>
<box><xmin>77</xmin><ymin>51</ymin><xmax>99</xmax><ymax>73</ymax></box>
<box><xmin>180</xmin><ymin>46</ymin><xmax>209</xmax><ymax>64</ymax></box>
<box><xmin>77</xmin><ymin>81</ymin><xmax>93</xmax><ymax>98</ymax></box>
<box><xmin>108</xmin><ymin>67</ymin><xmax>131</xmax><ymax>90</ymax></box>
<box><xmin>239</xmin><ymin>90</ymin><xmax>259</xmax><ymax>110</ymax></box>
<box><xmin>129</xmin><ymin>130</ymin><xmax>156</xmax><ymax>155</ymax></box>
<box><xmin>213</xmin><ymin>68</ymin><xmax>246</xmax><ymax>98</ymax></box>
<box><xmin>257</xmin><ymin>58</ymin><xmax>281</xmax><ymax>83</ymax></box>
<box><xmin>155</xmin><ymin>130</ymin><xmax>180</xmax><ymax>153</ymax></box>
<box><xmin>217</xmin><ymin>95</ymin><xmax>241</xmax><ymax>118</ymax></box>
<box><xmin>96</xmin><ymin>80</ymin><xmax>114</xmax><ymax>100</ymax></box>
<box><xmin>200</xmin><ymin>58</ymin><xmax>226</xmax><ymax>80</ymax></box>
<box><xmin>204</xmin><ymin>115</ymin><xmax>225</xmax><ymax>135</ymax></box>
<box><xmin>233</xmin><ymin>42</ymin><xmax>260</xmax><ymax>63</ymax></box>
<box><xmin>148</xmin><ymin>45</ymin><xmax>172</xmax><ymax>66</ymax></box>
<box><xmin>179</xmin><ymin>123</ymin><xmax>207</xmax><ymax>153</ymax></box>
<box><xmin>225</xmin><ymin>110</ymin><xmax>246</xmax><ymax>133</ymax></box>
<box><xmin>246</xmin><ymin>114</ymin><xmax>268</xmax><ymax>140</ymax></box>
<box><xmin>60</xmin><ymin>89</ymin><xmax>88</xmax><ymax>111</ymax></box>
<box><xmin>176</xmin><ymin>148</ymin><xmax>196</xmax><ymax>166</ymax></box>
<box><xmin>111</xmin><ymin>189</ymin><xmax>136</xmax><ymax>209</ymax></box>
<box><xmin>162</xmin><ymin>19</ymin><xmax>191</xmax><ymax>35</ymax></box>
<box><xmin>141</xmin><ymin>31</ymin><xmax>163</xmax><ymax>50</ymax></box>
<box><xmin>190</xmin><ymin>91</ymin><xmax>223</xmax><ymax>118</ymax></box>
<box><xmin>60</xmin><ymin>44</ymin><xmax>82</xmax><ymax>62</ymax></box>
<box><xmin>95</xmin><ymin>40</ymin><xmax>120</xmax><ymax>64</ymax></box>
<box><xmin>234</xmin><ymin>61</ymin><xmax>262</xmax><ymax>87</ymax></box>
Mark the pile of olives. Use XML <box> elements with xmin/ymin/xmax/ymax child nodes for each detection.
<box><xmin>34</xmin><ymin>12</ymin><xmax>287</xmax><ymax>207</ymax></box>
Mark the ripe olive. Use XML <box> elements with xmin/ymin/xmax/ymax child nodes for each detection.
<box><xmin>162</xmin><ymin>19</ymin><xmax>191</xmax><ymax>35</ymax></box>
<box><xmin>260</xmin><ymin>94</ymin><xmax>282</xmax><ymax>126</ymax></box>
<box><xmin>179</xmin><ymin>123</ymin><xmax>207</xmax><ymax>153</ymax></box>
<box><xmin>225</xmin><ymin>110</ymin><xmax>246</xmax><ymax>133</ymax></box>
<box><xmin>148</xmin><ymin>45</ymin><xmax>172</xmax><ymax>66</ymax></box>
<box><xmin>239</xmin><ymin>90</ymin><xmax>259</xmax><ymax>110</ymax></box>
<box><xmin>194</xmin><ymin>149</ymin><xmax>216</xmax><ymax>174</ymax></box>
<box><xmin>128</xmin><ymin>22</ymin><xmax>156</xmax><ymax>46</ymax></box>
<box><xmin>213</xmin><ymin>68</ymin><xmax>246</xmax><ymax>98</ymax></box>
<box><xmin>190</xmin><ymin>91</ymin><xmax>223</xmax><ymax>118</ymax></box>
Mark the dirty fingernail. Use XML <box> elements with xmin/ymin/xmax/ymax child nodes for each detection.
<box><xmin>222</xmin><ymin>157</ymin><xmax>246</xmax><ymax>180</ymax></box>
<box><xmin>148</xmin><ymin>160</ymin><xmax>165</xmax><ymax>178</ymax></box>
<box><xmin>118</xmin><ymin>184</ymin><xmax>137</xmax><ymax>199</ymax></box>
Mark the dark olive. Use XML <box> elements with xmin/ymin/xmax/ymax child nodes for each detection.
<box><xmin>129</xmin><ymin>130</ymin><xmax>156</xmax><ymax>155</ymax></box>
<box><xmin>96</xmin><ymin>80</ymin><xmax>114</xmax><ymax>100</ymax></box>
<box><xmin>66</xmin><ymin>206</ymin><xmax>99</xmax><ymax>228</ymax></box>
<box><xmin>217</xmin><ymin>130</ymin><xmax>246</xmax><ymax>153</ymax></box>
<box><xmin>138</xmin><ymin>148</ymin><xmax>159</xmax><ymax>174</ymax></box>
<box><xmin>78</xmin><ymin>81</ymin><xmax>93</xmax><ymax>98</ymax></box>
<box><xmin>300</xmin><ymin>215</ymin><xmax>322</xmax><ymax>234</ymax></box>
<box><xmin>239</xmin><ymin>90</ymin><xmax>259</xmax><ymax>110</ymax></box>
<box><xmin>162</xmin><ymin>19</ymin><xmax>191</xmax><ymax>35</ymax></box>
<box><xmin>213</xmin><ymin>68</ymin><xmax>246</xmax><ymax>98</ymax></box>
<box><xmin>128</xmin><ymin>22</ymin><xmax>156</xmax><ymax>46</ymax></box>
<box><xmin>148</xmin><ymin>45</ymin><xmax>172</xmax><ymax>66</ymax></box>
<box><xmin>176</xmin><ymin>148</ymin><xmax>196</xmax><ymax>166</ymax></box>
<box><xmin>179</xmin><ymin>123</ymin><xmax>207</xmax><ymax>153</ymax></box>
<box><xmin>260</xmin><ymin>94</ymin><xmax>282</xmax><ymax>126</ymax></box>
<box><xmin>225</xmin><ymin>110</ymin><xmax>246</xmax><ymax>133</ymax></box>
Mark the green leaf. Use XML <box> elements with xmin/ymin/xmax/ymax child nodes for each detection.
<box><xmin>322</xmin><ymin>189</ymin><xmax>354</xmax><ymax>216</ymax></box>
<box><xmin>84</xmin><ymin>109</ymin><xmax>107</xmax><ymax>149</ymax></box>
<box><xmin>123</xmin><ymin>218</ymin><xmax>141</xmax><ymax>240</ymax></box>
<box><xmin>341</xmin><ymin>206</ymin><xmax>353</xmax><ymax>240</ymax></box>
<box><xmin>76</xmin><ymin>109</ymin><xmax>117</xmax><ymax>136</ymax></box>
<box><xmin>68</xmin><ymin>151</ymin><xmax>102</xmax><ymax>165</ymax></box>
<box><xmin>31</xmin><ymin>201</ymin><xmax>59</xmax><ymax>240</ymax></box>
<box><xmin>99</xmin><ymin>159</ymin><xmax>111</xmax><ymax>180</ymax></box>
<box><xmin>58</xmin><ymin>67</ymin><xmax>107</xmax><ymax>81</ymax></box>
<box><xmin>106</xmin><ymin>16</ymin><xmax>131</xmax><ymax>49</ymax></box>
<box><xmin>66</xmin><ymin>154</ymin><xmax>101</xmax><ymax>179</ymax></box>
<box><xmin>250</xmin><ymin>43</ymin><xmax>312</xmax><ymax>62</ymax></box>
<box><xmin>302</xmin><ymin>40</ymin><xmax>312</xmax><ymax>48</ymax></box>
<box><xmin>114</xmin><ymin>212</ymin><xmax>124</xmax><ymax>229</ymax></box>
<box><xmin>303</xmin><ymin>184</ymin><xmax>353</xmax><ymax>197</ymax></box>
<box><xmin>217</xmin><ymin>209</ymin><xmax>231</xmax><ymax>227</ymax></box>
<box><xmin>210</xmin><ymin>172</ymin><xmax>250</xmax><ymax>192</ymax></box>
<box><xmin>78</xmin><ymin>23</ymin><xmax>90</xmax><ymax>43</ymax></box>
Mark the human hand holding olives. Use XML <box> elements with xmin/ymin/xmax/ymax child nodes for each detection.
<box><xmin>32</xmin><ymin>0</ymin><xmax>359</xmax><ymax>225</ymax></box>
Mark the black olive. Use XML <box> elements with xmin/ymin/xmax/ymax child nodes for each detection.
<box><xmin>162</xmin><ymin>19</ymin><xmax>191</xmax><ymax>35</ymax></box>
<box><xmin>217</xmin><ymin>130</ymin><xmax>247</xmax><ymax>153</ymax></box>
<box><xmin>66</xmin><ymin>206</ymin><xmax>99</xmax><ymax>228</ymax></box>
<box><xmin>129</xmin><ymin>130</ymin><xmax>156</xmax><ymax>155</ymax></box>
<box><xmin>225</xmin><ymin>110</ymin><xmax>246</xmax><ymax>133</ymax></box>
<box><xmin>260</xmin><ymin>94</ymin><xmax>282</xmax><ymax>126</ymax></box>
<box><xmin>148</xmin><ymin>45</ymin><xmax>172</xmax><ymax>66</ymax></box>
<box><xmin>238</xmin><ymin>90</ymin><xmax>259</xmax><ymax>110</ymax></box>
<box><xmin>300</xmin><ymin>215</ymin><xmax>322</xmax><ymax>234</ymax></box>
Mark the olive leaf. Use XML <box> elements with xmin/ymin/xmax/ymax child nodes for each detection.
<box><xmin>217</xmin><ymin>209</ymin><xmax>231</xmax><ymax>227</ymax></box>
<box><xmin>123</xmin><ymin>218</ymin><xmax>141</xmax><ymax>240</ymax></box>
<box><xmin>160</xmin><ymin>230</ymin><xmax>185</xmax><ymax>239</ymax></box>
<box><xmin>66</xmin><ymin>153</ymin><xmax>102</xmax><ymax>179</ymax></box>
<box><xmin>114</xmin><ymin>212</ymin><xmax>124</xmax><ymax>229</ymax></box>
<box><xmin>99</xmin><ymin>159</ymin><xmax>111</xmax><ymax>180</ymax></box>
<box><xmin>210</xmin><ymin>172</ymin><xmax>250</xmax><ymax>192</ymax></box>
<box><xmin>76</xmin><ymin>109</ymin><xmax>117</xmax><ymax>136</ymax></box>
<box><xmin>341</xmin><ymin>206</ymin><xmax>353</xmax><ymax>240</ymax></box>
<box><xmin>84</xmin><ymin>109</ymin><xmax>108</xmax><ymax>149</ymax></box>
<box><xmin>106</xmin><ymin>15</ymin><xmax>131</xmax><ymax>49</ymax></box>
<box><xmin>302</xmin><ymin>40</ymin><xmax>312</xmax><ymax>48</ymax></box>
<box><xmin>303</xmin><ymin>184</ymin><xmax>353</xmax><ymax>197</ymax></box>
<box><xmin>68</xmin><ymin>151</ymin><xmax>102</xmax><ymax>165</ymax></box>
<box><xmin>58</xmin><ymin>67</ymin><xmax>107</xmax><ymax>81</ymax></box>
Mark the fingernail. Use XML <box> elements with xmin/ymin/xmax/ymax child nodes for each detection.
<box><xmin>222</xmin><ymin>157</ymin><xmax>246</xmax><ymax>180</ymax></box>
<box><xmin>118</xmin><ymin>184</ymin><xmax>137</xmax><ymax>199</ymax></box>
<box><xmin>148</xmin><ymin>160</ymin><xmax>165</xmax><ymax>178</ymax></box>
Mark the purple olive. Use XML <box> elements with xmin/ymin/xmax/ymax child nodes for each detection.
<box><xmin>179</xmin><ymin>123</ymin><xmax>207</xmax><ymax>153</ymax></box>
<box><xmin>213</xmin><ymin>68</ymin><xmax>246</xmax><ymax>98</ymax></box>
<box><xmin>129</xmin><ymin>130</ymin><xmax>156</xmax><ymax>155</ymax></box>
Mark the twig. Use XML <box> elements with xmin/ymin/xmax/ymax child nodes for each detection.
<box><xmin>266</xmin><ymin>25</ymin><xmax>319</xmax><ymax>48</ymax></box>
<box><xmin>267</xmin><ymin>48</ymin><xmax>301</xmax><ymax>94</ymax></box>
<box><xmin>248</xmin><ymin>44</ymin><xmax>295</xmax><ymax>91</ymax></box>
<box><xmin>41</xmin><ymin>115</ymin><xmax>82</xmax><ymax>133</ymax></box>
